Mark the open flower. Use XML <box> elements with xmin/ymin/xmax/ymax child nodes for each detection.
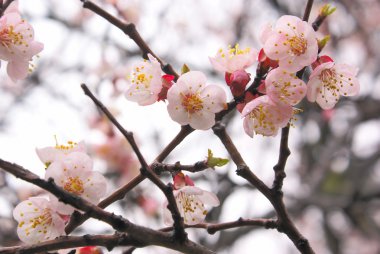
<box><xmin>242</xmin><ymin>95</ymin><xmax>293</xmax><ymax>137</ymax></box>
<box><xmin>209</xmin><ymin>44</ymin><xmax>257</xmax><ymax>73</ymax></box>
<box><xmin>45</xmin><ymin>152</ymin><xmax>107</xmax><ymax>205</ymax></box>
<box><xmin>125</xmin><ymin>54</ymin><xmax>163</xmax><ymax>105</ymax></box>
<box><xmin>265</xmin><ymin>67</ymin><xmax>306</xmax><ymax>106</ymax></box>
<box><xmin>307</xmin><ymin>61</ymin><xmax>360</xmax><ymax>109</ymax></box>
<box><xmin>36</xmin><ymin>140</ymin><xmax>86</xmax><ymax>167</ymax></box>
<box><xmin>263</xmin><ymin>15</ymin><xmax>318</xmax><ymax>72</ymax></box>
<box><xmin>164</xmin><ymin>173</ymin><xmax>219</xmax><ymax>225</ymax></box>
<box><xmin>13</xmin><ymin>197</ymin><xmax>66</xmax><ymax>244</ymax></box>
<box><xmin>167</xmin><ymin>71</ymin><xmax>227</xmax><ymax>130</ymax></box>
<box><xmin>0</xmin><ymin>7</ymin><xmax>43</xmax><ymax>81</ymax></box>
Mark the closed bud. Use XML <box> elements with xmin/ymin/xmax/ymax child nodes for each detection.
<box><xmin>228</xmin><ymin>70</ymin><xmax>251</xmax><ymax>97</ymax></box>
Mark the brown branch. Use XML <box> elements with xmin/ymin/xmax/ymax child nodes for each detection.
<box><xmin>302</xmin><ymin>0</ymin><xmax>314</xmax><ymax>22</ymax></box>
<box><xmin>0</xmin><ymin>234</ymin><xmax>135</xmax><ymax>254</ymax></box>
<box><xmin>0</xmin><ymin>0</ymin><xmax>14</xmax><ymax>17</ymax></box>
<box><xmin>212</xmin><ymin>123</ymin><xmax>315</xmax><ymax>254</ymax></box>
<box><xmin>81</xmin><ymin>84</ymin><xmax>187</xmax><ymax>242</ymax></box>
<box><xmin>152</xmin><ymin>160</ymin><xmax>209</xmax><ymax>175</ymax></box>
<box><xmin>272</xmin><ymin>126</ymin><xmax>290</xmax><ymax>192</ymax></box>
<box><xmin>0</xmin><ymin>159</ymin><xmax>215</xmax><ymax>254</ymax></box>
<box><xmin>80</xmin><ymin>0</ymin><xmax>179</xmax><ymax>79</ymax></box>
<box><xmin>212</xmin><ymin>123</ymin><xmax>271</xmax><ymax>197</ymax></box>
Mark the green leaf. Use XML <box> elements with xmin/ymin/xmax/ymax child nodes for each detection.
<box><xmin>318</xmin><ymin>35</ymin><xmax>330</xmax><ymax>50</ymax></box>
<box><xmin>181</xmin><ymin>64</ymin><xmax>190</xmax><ymax>74</ymax></box>
<box><xmin>207</xmin><ymin>149</ymin><xmax>229</xmax><ymax>168</ymax></box>
<box><xmin>320</xmin><ymin>4</ymin><xmax>336</xmax><ymax>17</ymax></box>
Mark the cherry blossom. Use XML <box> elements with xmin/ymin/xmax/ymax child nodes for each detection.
<box><xmin>45</xmin><ymin>152</ymin><xmax>107</xmax><ymax>205</ymax></box>
<box><xmin>242</xmin><ymin>95</ymin><xmax>293</xmax><ymax>137</ymax></box>
<box><xmin>265</xmin><ymin>67</ymin><xmax>307</xmax><ymax>106</ymax></box>
<box><xmin>164</xmin><ymin>173</ymin><xmax>219</xmax><ymax>225</ymax></box>
<box><xmin>307</xmin><ymin>61</ymin><xmax>360</xmax><ymax>109</ymax></box>
<box><xmin>13</xmin><ymin>197</ymin><xmax>66</xmax><ymax>244</ymax></box>
<box><xmin>125</xmin><ymin>54</ymin><xmax>163</xmax><ymax>105</ymax></box>
<box><xmin>167</xmin><ymin>71</ymin><xmax>227</xmax><ymax>130</ymax></box>
<box><xmin>209</xmin><ymin>44</ymin><xmax>258</xmax><ymax>73</ymax></box>
<box><xmin>263</xmin><ymin>15</ymin><xmax>318</xmax><ymax>72</ymax></box>
<box><xmin>0</xmin><ymin>3</ymin><xmax>43</xmax><ymax>81</ymax></box>
<box><xmin>36</xmin><ymin>140</ymin><xmax>86</xmax><ymax>167</ymax></box>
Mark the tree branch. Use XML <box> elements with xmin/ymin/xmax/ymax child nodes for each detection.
<box><xmin>0</xmin><ymin>159</ymin><xmax>215</xmax><ymax>254</ymax></box>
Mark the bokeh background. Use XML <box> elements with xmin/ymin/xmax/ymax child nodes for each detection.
<box><xmin>1</xmin><ymin>0</ymin><xmax>380</xmax><ymax>253</ymax></box>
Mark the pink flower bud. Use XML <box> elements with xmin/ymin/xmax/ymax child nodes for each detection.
<box><xmin>311</xmin><ymin>55</ymin><xmax>334</xmax><ymax>70</ymax></box>
<box><xmin>157</xmin><ymin>74</ymin><xmax>175</xmax><ymax>101</ymax></box>
<box><xmin>228</xmin><ymin>70</ymin><xmax>251</xmax><ymax>97</ymax></box>
<box><xmin>77</xmin><ymin>246</ymin><xmax>103</xmax><ymax>254</ymax></box>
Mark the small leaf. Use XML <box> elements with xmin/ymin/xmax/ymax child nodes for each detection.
<box><xmin>320</xmin><ymin>4</ymin><xmax>336</xmax><ymax>17</ymax></box>
<box><xmin>181</xmin><ymin>64</ymin><xmax>190</xmax><ymax>74</ymax></box>
<box><xmin>207</xmin><ymin>149</ymin><xmax>229</xmax><ymax>168</ymax></box>
<box><xmin>318</xmin><ymin>35</ymin><xmax>330</xmax><ymax>51</ymax></box>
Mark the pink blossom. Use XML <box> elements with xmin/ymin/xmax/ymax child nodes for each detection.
<box><xmin>242</xmin><ymin>95</ymin><xmax>293</xmax><ymax>137</ymax></box>
<box><xmin>265</xmin><ymin>68</ymin><xmax>307</xmax><ymax>106</ymax></box>
<box><xmin>0</xmin><ymin>11</ymin><xmax>43</xmax><ymax>81</ymax></box>
<box><xmin>45</xmin><ymin>152</ymin><xmax>107</xmax><ymax>205</ymax></box>
<box><xmin>209</xmin><ymin>44</ymin><xmax>258</xmax><ymax>73</ymax></box>
<box><xmin>263</xmin><ymin>15</ymin><xmax>318</xmax><ymax>72</ymax></box>
<box><xmin>36</xmin><ymin>140</ymin><xmax>86</xmax><ymax>167</ymax></box>
<box><xmin>307</xmin><ymin>61</ymin><xmax>360</xmax><ymax>109</ymax></box>
<box><xmin>167</xmin><ymin>71</ymin><xmax>227</xmax><ymax>130</ymax></box>
<box><xmin>13</xmin><ymin>197</ymin><xmax>66</xmax><ymax>244</ymax></box>
<box><xmin>125</xmin><ymin>54</ymin><xmax>163</xmax><ymax>105</ymax></box>
<box><xmin>164</xmin><ymin>174</ymin><xmax>219</xmax><ymax>226</ymax></box>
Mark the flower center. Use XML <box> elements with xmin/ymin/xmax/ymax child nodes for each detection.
<box><xmin>319</xmin><ymin>68</ymin><xmax>337</xmax><ymax>85</ymax></box>
<box><xmin>0</xmin><ymin>25</ymin><xmax>27</xmax><ymax>50</ymax></box>
<box><xmin>177</xmin><ymin>192</ymin><xmax>207</xmax><ymax>223</ymax></box>
<box><xmin>319</xmin><ymin>68</ymin><xmax>340</xmax><ymax>101</ymax></box>
<box><xmin>181</xmin><ymin>93</ymin><xmax>203</xmax><ymax>114</ymax></box>
<box><xmin>288</xmin><ymin>36</ymin><xmax>307</xmax><ymax>56</ymax></box>
<box><xmin>55</xmin><ymin>140</ymin><xmax>78</xmax><ymax>150</ymax></box>
<box><xmin>219</xmin><ymin>44</ymin><xmax>251</xmax><ymax>58</ymax></box>
<box><xmin>31</xmin><ymin>208</ymin><xmax>52</xmax><ymax>229</ymax></box>
<box><xmin>64</xmin><ymin>176</ymin><xmax>84</xmax><ymax>195</ymax></box>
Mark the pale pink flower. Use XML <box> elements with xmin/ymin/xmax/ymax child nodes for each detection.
<box><xmin>45</xmin><ymin>152</ymin><xmax>107</xmax><ymax>205</ymax></box>
<box><xmin>242</xmin><ymin>95</ymin><xmax>293</xmax><ymax>137</ymax></box>
<box><xmin>0</xmin><ymin>11</ymin><xmax>43</xmax><ymax>81</ymax></box>
<box><xmin>164</xmin><ymin>172</ymin><xmax>219</xmax><ymax>225</ymax></box>
<box><xmin>36</xmin><ymin>140</ymin><xmax>86</xmax><ymax>167</ymax></box>
<box><xmin>307</xmin><ymin>62</ymin><xmax>360</xmax><ymax>109</ymax></box>
<box><xmin>265</xmin><ymin>67</ymin><xmax>306</xmax><ymax>106</ymax></box>
<box><xmin>167</xmin><ymin>71</ymin><xmax>227</xmax><ymax>130</ymax></box>
<box><xmin>125</xmin><ymin>54</ymin><xmax>163</xmax><ymax>105</ymax></box>
<box><xmin>209</xmin><ymin>44</ymin><xmax>258</xmax><ymax>73</ymax></box>
<box><xmin>13</xmin><ymin>197</ymin><xmax>66</xmax><ymax>244</ymax></box>
<box><xmin>263</xmin><ymin>15</ymin><xmax>318</xmax><ymax>72</ymax></box>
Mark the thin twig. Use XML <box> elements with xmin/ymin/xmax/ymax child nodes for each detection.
<box><xmin>80</xmin><ymin>0</ymin><xmax>179</xmax><ymax>79</ymax></box>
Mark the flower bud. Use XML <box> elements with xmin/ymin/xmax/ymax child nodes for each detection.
<box><xmin>227</xmin><ymin>70</ymin><xmax>251</xmax><ymax>97</ymax></box>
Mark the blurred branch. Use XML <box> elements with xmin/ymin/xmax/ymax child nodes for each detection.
<box><xmin>80</xmin><ymin>0</ymin><xmax>179</xmax><ymax>79</ymax></box>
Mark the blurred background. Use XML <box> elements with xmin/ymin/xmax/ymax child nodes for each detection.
<box><xmin>0</xmin><ymin>0</ymin><xmax>380</xmax><ymax>253</ymax></box>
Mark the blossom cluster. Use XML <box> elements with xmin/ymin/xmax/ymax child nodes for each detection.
<box><xmin>0</xmin><ymin>1</ymin><xmax>43</xmax><ymax>81</ymax></box>
<box><xmin>123</xmin><ymin>15</ymin><xmax>360</xmax><ymax>138</ymax></box>
<box><xmin>13</xmin><ymin>140</ymin><xmax>107</xmax><ymax>244</ymax></box>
